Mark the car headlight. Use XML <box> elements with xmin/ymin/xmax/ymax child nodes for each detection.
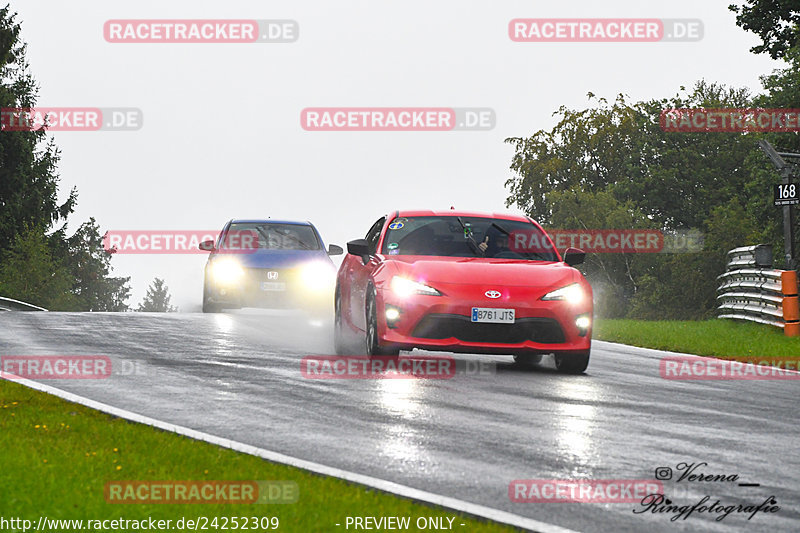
<box><xmin>300</xmin><ymin>261</ymin><xmax>336</xmax><ymax>291</ymax></box>
<box><xmin>541</xmin><ymin>283</ymin><xmax>584</xmax><ymax>304</ymax></box>
<box><xmin>390</xmin><ymin>276</ymin><xmax>441</xmax><ymax>297</ymax></box>
<box><xmin>211</xmin><ymin>258</ymin><xmax>245</xmax><ymax>284</ymax></box>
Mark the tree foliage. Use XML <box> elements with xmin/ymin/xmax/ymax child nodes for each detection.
<box><xmin>506</xmin><ymin>72</ymin><xmax>798</xmax><ymax>318</ymax></box>
<box><xmin>0</xmin><ymin>7</ymin><xmax>130</xmax><ymax>310</ymax></box>
<box><xmin>137</xmin><ymin>278</ymin><xmax>176</xmax><ymax>313</ymax></box>
<box><xmin>0</xmin><ymin>225</ymin><xmax>75</xmax><ymax>309</ymax></box>
<box><xmin>729</xmin><ymin>0</ymin><xmax>800</xmax><ymax>59</ymax></box>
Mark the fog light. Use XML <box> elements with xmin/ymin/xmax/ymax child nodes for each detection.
<box><xmin>575</xmin><ymin>314</ymin><xmax>591</xmax><ymax>335</ymax></box>
<box><xmin>385</xmin><ymin>305</ymin><xmax>401</xmax><ymax>328</ymax></box>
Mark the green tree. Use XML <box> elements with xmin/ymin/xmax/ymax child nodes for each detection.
<box><xmin>504</xmin><ymin>83</ymin><xmax>788</xmax><ymax>318</ymax></box>
<box><xmin>0</xmin><ymin>225</ymin><xmax>75</xmax><ymax>310</ymax></box>
<box><xmin>137</xmin><ymin>278</ymin><xmax>177</xmax><ymax>312</ymax></box>
<box><xmin>0</xmin><ymin>6</ymin><xmax>75</xmax><ymax>252</ymax></box>
<box><xmin>0</xmin><ymin>6</ymin><xmax>131</xmax><ymax>310</ymax></box>
<box><xmin>543</xmin><ymin>187</ymin><xmax>654</xmax><ymax>317</ymax></box>
<box><xmin>749</xmin><ymin>43</ymin><xmax>800</xmax><ymax>267</ymax></box>
<box><xmin>506</xmin><ymin>84</ymin><xmax>755</xmax><ymax>230</ymax></box>
<box><xmin>49</xmin><ymin>218</ymin><xmax>131</xmax><ymax>311</ymax></box>
<box><xmin>729</xmin><ymin>0</ymin><xmax>800</xmax><ymax>59</ymax></box>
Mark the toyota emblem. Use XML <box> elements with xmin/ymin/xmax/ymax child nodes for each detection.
<box><xmin>485</xmin><ymin>290</ymin><xmax>501</xmax><ymax>299</ymax></box>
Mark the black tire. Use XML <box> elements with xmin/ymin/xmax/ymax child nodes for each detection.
<box><xmin>513</xmin><ymin>353</ymin><xmax>542</xmax><ymax>367</ymax></box>
<box><xmin>202</xmin><ymin>285</ymin><xmax>220</xmax><ymax>313</ymax></box>
<box><xmin>554</xmin><ymin>351</ymin><xmax>590</xmax><ymax>374</ymax></box>
<box><xmin>365</xmin><ymin>289</ymin><xmax>399</xmax><ymax>358</ymax></box>
<box><xmin>334</xmin><ymin>285</ymin><xmax>350</xmax><ymax>355</ymax></box>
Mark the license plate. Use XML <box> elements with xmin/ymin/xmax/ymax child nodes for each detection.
<box><xmin>260</xmin><ymin>282</ymin><xmax>286</xmax><ymax>291</ymax></box>
<box><xmin>471</xmin><ymin>308</ymin><xmax>515</xmax><ymax>323</ymax></box>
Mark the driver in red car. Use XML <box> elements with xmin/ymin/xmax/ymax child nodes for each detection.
<box><xmin>478</xmin><ymin>226</ymin><xmax>510</xmax><ymax>257</ymax></box>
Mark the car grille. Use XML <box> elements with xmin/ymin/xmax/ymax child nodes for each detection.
<box><xmin>246</xmin><ymin>268</ymin><xmax>293</xmax><ymax>283</ymax></box>
<box><xmin>411</xmin><ymin>314</ymin><xmax>566</xmax><ymax>344</ymax></box>
<box><xmin>239</xmin><ymin>268</ymin><xmax>298</xmax><ymax>308</ymax></box>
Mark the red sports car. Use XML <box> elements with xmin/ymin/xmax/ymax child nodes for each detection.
<box><xmin>334</xmin><ymin>210</ymin><xmax>593</xmax><ymax>373</ymax></box>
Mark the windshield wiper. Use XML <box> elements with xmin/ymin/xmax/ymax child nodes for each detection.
<box><xmin>490</xmin><ymin>222</ymin><xmax>511</xmax><ymax>236</ymax></box>
<box><xmin>456</xmin><ymin>217</ymin><xmax>483</xmax><ymax>257</ymax></box>
<box><xmin>492</xmin><ymin>221</ymin><xmax>551</xmax><ymax>261</ymax></box>
<box><xmin>260</xmin><ymin>226</ymin><xmax>312</xmax><ymax>250</ymax></box>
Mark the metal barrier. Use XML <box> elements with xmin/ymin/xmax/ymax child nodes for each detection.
<box><xmin>0</xmin><ymin>296</ymin><xmax>48</xmax><ymax>312</ymax></box>
<box><xmin>717</xmin><ymin>245</ymin><xmax>799</xmax><ymax>336</ymax></box>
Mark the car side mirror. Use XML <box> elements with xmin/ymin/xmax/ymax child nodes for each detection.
<box><xmin>199</xmin><ymin>239</ymin><xmax>216</xmax><ymax>252</ymax></box>
<box><xmin>327</xmin><ymin>244</ymin><xmax>344</xmax><ymax>256</ymax></box>
<box><xmin>347</xmin><ymin>239</ymin><xmax>371</xmax><ymax>264</ymax></box>
<box><xmin>563</xmin><ymin>247</ymin><xmax>585</xmax><ymax>266</ymax></box>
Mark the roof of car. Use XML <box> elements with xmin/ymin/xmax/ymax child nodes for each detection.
<box><xmin>394</xmin><ymin>210</ymin><xmax>532</xmax><ymax>223</ymax></box>
<box><xmin>229</xmin><ymin>219</ymin><xmax>313</xmax><ymax>226</ymax></box>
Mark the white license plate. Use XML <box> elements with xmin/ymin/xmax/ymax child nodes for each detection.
<box><xmin>260</xmin><ymin>282</ymin><xmax>286</xmax><ymax>291</ymax></box>
<box><xmin>471</xmin><ymin>308</ymin><xmax>515</xmax><ymax>323</ymax></box>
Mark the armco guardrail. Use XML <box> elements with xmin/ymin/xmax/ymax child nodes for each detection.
<box><xmin>0</xmin><ymin>296</ymin><xmax>48</xmax><ymax>312</ymax></box>
<box><xmin>717</xmin><ymin>245</ymin><xmax>799</xmax><ymax>336</ymax></box>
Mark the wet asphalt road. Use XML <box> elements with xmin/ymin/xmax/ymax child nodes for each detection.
<box><xmin>1</xmin><ymin>311</ymin><xmax>799</xmax><ymax>532</ymax></box>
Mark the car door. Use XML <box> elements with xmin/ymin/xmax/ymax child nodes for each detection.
<box><xmin>347</xmin><ymin>216</ymin><xmax>385</xmax><ymax>332</ymax></box>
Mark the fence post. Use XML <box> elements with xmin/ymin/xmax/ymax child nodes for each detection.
<box><xmin>782</xmin><ymin>271</ymin><xmax>799</xmax><ymax>337</ymax></box>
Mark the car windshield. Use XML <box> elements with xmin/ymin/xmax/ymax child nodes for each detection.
<box><xmin>380</xmin><ymin>216</ymin><xmax>558</xmax><ymax>261</ymax></box>
<box><xmin>225</xmin><ymin>223</ymin><xmax>320</xmax><ymax>250</ymax></box>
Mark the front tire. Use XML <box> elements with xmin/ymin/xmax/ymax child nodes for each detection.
<box><xmin>365</xmin><ymin>289</ymin><xmax>399</xmax><ymax>358</ymax></box>
<box><xmin>334</xmin><ymin>285</ymin><xmax>350</xmax><ymax>355</ymax></box>
<box><xmin>554</xmin><ymin>350</ymin><xmax>590</xmax><ymax>374</ymax></box>
<box><xmin>202</xmin><ymin>286</ymin><xmax>220</xmax><ymax>313</ymax></box>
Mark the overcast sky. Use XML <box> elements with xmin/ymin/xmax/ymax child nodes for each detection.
<box><xmin>11</xmin><ymin>0</ymin><xmax>780</xmax><ymax>310</ymax></box>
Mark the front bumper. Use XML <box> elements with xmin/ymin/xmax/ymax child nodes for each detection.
<box><xmin>376</xmin><ymin>287</ymin><xmax>592</xmax><ymax>355</ymax></box>
<box><xmin>206</xmin><ymin>267</ymin><xmax>334</xmax><ymax>311</ymax></box>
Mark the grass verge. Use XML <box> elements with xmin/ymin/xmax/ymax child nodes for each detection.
<box><xmin>0</xmin><ymin>378</ymin><xmax>517</xmax><ymax>532</ymax></box>
<box><xmin>594</xmin><ymin>318</ymin><xmax>800</xmax><ymax>360</ymax></box>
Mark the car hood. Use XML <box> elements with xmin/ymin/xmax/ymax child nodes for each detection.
<box><xmin>384</xmin><ymin>256</ymin><xmax>575</xmax><ymax>288</ymax></box>
<box><xmin>213</xmin><ymin>249</ymin><xmax>331</xmax><ymax>269</ymax></box>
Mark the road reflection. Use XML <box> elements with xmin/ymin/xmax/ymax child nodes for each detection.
<box><xmin>374</xmin><ymin>369</ymin><xmax>433</xmax><ymax>470</ymax></box>
<box><xmin>552</xmin><ymin>378</ymin><xmax>601</xmax><ymax>475</ymax></box>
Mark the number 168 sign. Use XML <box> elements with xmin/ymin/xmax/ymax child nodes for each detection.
<box><xmin>774</xmin><ymin>183</ymin><xmax>799</xmax><ymax>206</ymax></box>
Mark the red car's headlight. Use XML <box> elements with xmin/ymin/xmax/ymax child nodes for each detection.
<box><xmin>390</xmin><ymin>276</ymin><xmax>441</xmax><ymax>297</ymax></box>
<box><xmin>541</xmin><ymin>283</ymin><xmax>584</xmax><ymax>304</ymax></box>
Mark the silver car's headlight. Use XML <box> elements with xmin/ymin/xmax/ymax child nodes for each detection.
<box><xmin>211</xmin><ymin>258</ymin><xmax>245</xmax><ymax>284</ymax></box>
<box><xmin>541</xmin><ymin>283</ymin><xmax>584</xmax><ymax>304</ymax></box>
<box><xmin>390</xmin><ymin>276</ymin><xmax>441</xmax><ymax>297</ymax></box>
<box><xmin>300</xmin><ymin>261</ymin><xmax>336</xmax><ymax>291</ymax></box>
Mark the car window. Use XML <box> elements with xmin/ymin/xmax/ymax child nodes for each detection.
<box><xmin>226</xmin><ymin>223</ymin><xmax>321</xmax><ymax>250</ymax></box>
<box><xmin>380</xmin><ymin>216</ymin><xmax>558</xmax><ymax>261</ymax></box>
<box><xmin>365</xmin><ymin>217</ymin><xmax>386</xmax><ymax>254</ymax></box>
